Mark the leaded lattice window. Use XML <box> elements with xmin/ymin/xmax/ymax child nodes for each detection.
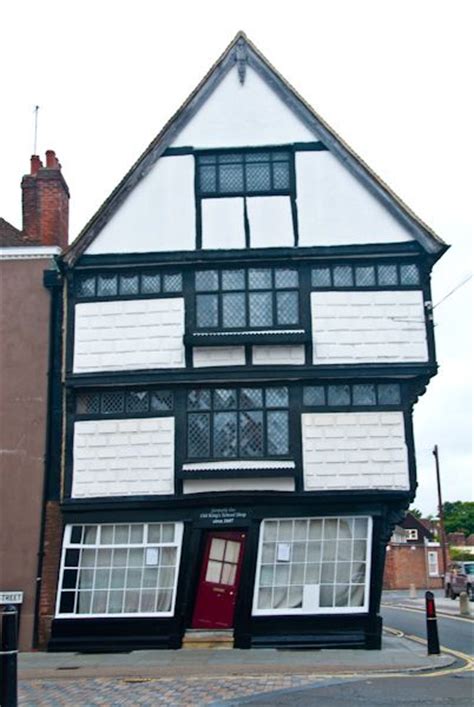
<box><xmin>311</xmin><ymin>263</ymin><xmax>420</xmax><ymax>289</ymax></box>
<box><xmin>195</xmin><ymin>267</ymin><xmax>300</xmax><ymax>331</ymax></box>
<box><xmin>56</xmin><ymin>523</ymin><xmax>183</xmax><ymax>617</ymax></box>
<box><xmin>303</xmin><ymin>382</ymin><xmax>401</xmax><ymax>408</ymax></box>
<box><xmin>253</xmin><ymin>516</ymin><xmax>371</xmax><ymax>615</ymax></box>
<box><xmin>196</xmin><ymin>151</ymin><xmax>291</xmax><ymax>197</ymax></box>
<box><xmin>76</xmin><ymin>271</ymin><xmax>182</xmax><ymax>299</ymax></box>
<box><xmin>76</xmin><ymin>390</ymin><xmax>174</xmax><ymax>417</ymax></box>
<box><xmin>187</xmin><ymin>387</ymin><xmax>290</xmax><ymax>460</ymax></box>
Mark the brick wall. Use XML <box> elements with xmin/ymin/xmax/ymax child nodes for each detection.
<box><xmin>302</xmin><ymin>411</ymin><xmax>409</xmax><ymax>490</ymax></box>
<box><xmin>73</xmin><ymin>298</ymin><xmax>185</xmax><ymax>372</ymax></box>
<box><xmin>383</xmin><ymin>544</ymin><xmax>443</xmax><ymax>590</ymax></box>
<box><xmin>72</xmin><ymin>417</ymin><xmax>175</xmax><ymax>497</ymax></box>
<box><xmin>22</xmin><ymin>151</ymin><xmax>69</xmax><ymax>248</ymax></box>
<box><xmin>37</xmin><ymin>500</ymin><xmax>63</xmax><ymax>648</ymax></box>
<box><xmin>311</xmin><ymin>290</ymin><xmax>428</xmax><ymax>364</ymax></box>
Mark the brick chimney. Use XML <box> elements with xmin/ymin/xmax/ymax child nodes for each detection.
<box><xmin>21</xmin><ymin>150</ymin><xmax>70</xmax><ymax>249</ymax></box>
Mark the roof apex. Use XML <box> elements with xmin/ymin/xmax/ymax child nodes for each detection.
<box><xmin>63</xmin><ymin>32</ymin><xmax>448</xmax><ymax>266</ymax></box>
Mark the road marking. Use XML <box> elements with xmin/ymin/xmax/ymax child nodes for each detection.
<box><xmin>382</xmin><ymin>603</ymin><xmax>473</xmax><ymax>623</ymax></box>
<box><xmin>383</xmin><ymin>626</ymin><xmax>474</xmax><ymax>678</ymax></box>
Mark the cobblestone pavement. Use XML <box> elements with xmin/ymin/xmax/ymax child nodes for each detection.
<box><xmin>20</xmin><ymin>674</ymin><xmax>327</xmax><ymax>706</ymax></box>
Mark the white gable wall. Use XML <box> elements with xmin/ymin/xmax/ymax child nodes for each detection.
<box><xmin>172</xmin><ymin>65</ymin><xmax>316</xmax><ymax>149</ymax></box>
<box><xmin>247</xmin><ymin>197</ymin><xmax>294</xmax><ymax>248</ymax></box>
<box><xmin>302</xmin><ymin>411</ymin><xmax>409</xmax><ymax>491</ymax></box>
<box><xmin>85</xmin><ymin>156</ymin><xmax>195</xmax><ymax>254</ymax></box>
<box><xmin>296</xmin><ymin>152</ymin><xmax>413</xmax><ymax>246</ymax></box>
<box><xmin>73</xmin><ymin>298</ymin><xmax>185</xmax><ymax>372</ymax></box>
<box><xmin>202</xmin><ymin>198</ymin><xmax>245</xmax><ymax>249</ymax></box>
<box><xmin>72</xmin><ymin>417</ymin><xmax>175</xmax><ymax>498</ymax></box>
<box><xmin>311</xmin><ymin>290</ymin><xmax>428</xmax><ymax>364</ymax></box>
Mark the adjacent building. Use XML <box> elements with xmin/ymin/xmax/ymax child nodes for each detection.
<box><xmin>383</xmin><ymin>513</ymin><xmax>443</xmax><ymax>590</ymax></box>
<box><xmin>39</xmin><ymin>33</ymin><xmax>447</xmax><ymax>651</ymax></box>
<box><xmin>0</xmin><ymin>152</ymin><xmax>68</xmax><ymax>649</ymax></box>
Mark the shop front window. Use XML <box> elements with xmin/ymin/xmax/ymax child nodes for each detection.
<box><xmin>253</xmin><ymin>516</ymin><xmax>372</xmax><ymax>615</ymax></box>
<box><xmin>56</xmin><ymin>523</ymin><xmax>183</xmax><ymax>617</ymax></box>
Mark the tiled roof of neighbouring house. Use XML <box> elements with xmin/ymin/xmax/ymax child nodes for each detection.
<box><xmin>0</xmin><ymin>217</ymin><xmax>33</xmax><ymax>246</ymax></box>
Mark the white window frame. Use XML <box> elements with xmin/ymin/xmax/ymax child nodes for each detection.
<box><xmin>427</xmin><ymin>550</ymin><xmax>439</xmax><ymax>577</ymax></box>
<box><xmin>55</xmin><ymin>522</ymin><xmax>184</xmax><ymax>619</ymax></box>
<box><xmin>407</xmin><ymin>529</ymin><xmax>419</xmax><ymax>541</ymax></box>
<box><xmin>251</xmin><ymin>515</ymin><xmax>372</xmax><ymax>616</ymax></box>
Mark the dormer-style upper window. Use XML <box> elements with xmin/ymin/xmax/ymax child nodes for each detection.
<box><xmin>197</xmin><ymin>150</ymin><xmax>291</xmax><ymax>197</ymax></box>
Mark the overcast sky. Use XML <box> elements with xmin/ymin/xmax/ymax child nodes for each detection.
<box><xmin>2</xmin><ymin>0</ymin><xmax>472</xmax><ymax>515</ymax></box>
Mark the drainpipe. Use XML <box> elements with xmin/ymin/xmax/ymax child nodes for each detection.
<box><xmin>33</xmin><ymin>261</ymin><xmax>63</xmax><ymax>648</ymax></box>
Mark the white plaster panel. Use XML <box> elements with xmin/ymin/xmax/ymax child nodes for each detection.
<box><xmin>183</xmin><ymin>478</ymin><xmax>295</xmax><ymax>494</ymax></box>
<box><xmin>73</xmin><ymin>298</ymin><xmax>185</xmax><ymax>372</ymax></box>
<box><xmin>311</xmin><ymin>290</ymin><xmax>428</xmax><ymax>364</ymax></box>
<box><xmin>302</xmin><ymin>411</ymin><xmax>409</xmax><ymax>491</ymax></box>
<box><xmin>172</xmin><ymin>65</ymin><xmax>316</xmax><ymax>148</ymax></box>
<box><xmin>72</xmin><ymin>417</ymin><xmax>174</xmax><ymax>497</ymax></box>
<box><xmin>247</xmin><ymin>196</ymin><xmax>294</xmax><ymax>248</ymax></box>
<box><xmin>193</xmin><ymin>346</ymin><xmax>245</xmax><ymax>367</ymax></box>
<box><xmin>86</xmin><ymin>156</ymin><xmax>195</xmax><ymax>254</ymax></box>
<box><xmin>296</xmin><ymin>152</ymin><xmax>414</xmax><ymax>246</ymax></box>
<box><xmin>202</xmin><ymin>198</ymin><xmax>245</xmax><ymax>249</ymax></box>
<box><xmin>252</xmin><ymin>345</ymin><xmax>305</xmax><ymax>365</ymax></box>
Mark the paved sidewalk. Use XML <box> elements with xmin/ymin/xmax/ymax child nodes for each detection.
<box><xmin>18</xmin><ymin>634</ymin><xmax>455</xmax><ymax>706</ymax></box>
<box><xmin>382</xmin><ymin>589</ymin><xmax>473</xmax><ymax>619</ymax></box>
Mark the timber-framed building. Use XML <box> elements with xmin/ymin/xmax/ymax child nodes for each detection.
<box><xmin>39</xmin><ymin>33</ymin><xmax>447</xmax><ymax>651</ymax></box>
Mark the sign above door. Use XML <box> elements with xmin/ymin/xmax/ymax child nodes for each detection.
<box><xmin>197</xmin><ymin>508</ymin><xmax>250</xmax><ymax>527</ymax></box>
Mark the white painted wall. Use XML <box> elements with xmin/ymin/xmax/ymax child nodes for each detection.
<box><xmin>311</xmin><ymin>290</ymin><xmax>428</xmax><ymax>364</ymax></box>
<box><xmin>252</xmin><ymin>345</ymin><xmax>305</xmax><ymax>365</ymax></box>
<box><xmin>85</xmin><ymin>156</ymin><xmax>195</xmax><ymax>254</ymax></box>
<box><xmin>202</xmin><ymin>197</ymin><xmax>245</xmax><ymax>249</ymax></box>
<box><xmin>193</xmin><ymin>346</ymin><xmax>245</xmax><ymax>367</ymax></box>
<box><xmin>296</xmin><ymin>152</ymin><xmax>414</xmax><ymax>246</ymax></box>
<box><xmin>247</xmin><ymin>196</ymin><xmax>294</xmax><ymax>248</ymax></box>
<box><xmin>183</xmin><ymin>478</ymin><xmax>295</xmax><ymax>494</ymax></box>
<box><xmin>73</xmin><ymin>298</ymin><xmax>185</xmax><ymax>372</ymax></box>
<box><xmin>172</xmin><ymin>65</ymin><xmax>316</xmax><ymax>148</ymax></box>
<box><xmin>72</xmin><ymin>417</ymin><xmax>174</xmax><ymax>497</ymax></box>
<box><xmin>302</xmin><ymin>411</ymin><xmax>409</xmax><ymax>490</ymax></box>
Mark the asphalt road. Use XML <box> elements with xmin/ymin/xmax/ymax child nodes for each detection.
<box><xmin>381</xmin><ymin>605</ymin><xmax>474</xmax><ymax>656</ymax></box>
<box><xmin>228</xmin><ymin>674</ymin><xmax>474</xmax><ymax>706</ymax></box>
<box><xmin>232</xmin><ymin>609</ymin><xmax>474</xmax><ymax>706</ymax></box>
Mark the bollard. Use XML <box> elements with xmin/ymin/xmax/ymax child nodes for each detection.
<box><xmin>425</xmin><ymin>591</ymin><xmax>440</xmax><ymax>655</ymax></box>
<box><xmin>409</xmin><ymin>583</ymin><xmax>417</xmax><ymax>598</ymax></box>
<box><xmin>1</xmin><ymin>605</ymin><xmax>18</xmax><ymax>707</ymax></box>
<box><xmin>459</xmin><ymin>592</ymin><xmax>471</xmax><ymax>617</ymax></box>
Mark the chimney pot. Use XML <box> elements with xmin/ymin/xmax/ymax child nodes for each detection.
<box><xmin>45</xmin><ymin>150</ymin><xmax>59</xmax><ymax>169</ymax></box>
<box><xmin>30</xmin><ymin>155</ymin><xmax>43</xmax><ymax>175</ymax></box>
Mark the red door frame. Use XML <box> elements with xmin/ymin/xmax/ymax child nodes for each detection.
<box><xmin>191</xmin><ymin>530</ymin><xmax>246</xmax><ymax>629</ymax></box>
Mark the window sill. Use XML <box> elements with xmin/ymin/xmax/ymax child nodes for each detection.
<box><xmin>179</xmin><ymin>460</ymin><xmax>296</xmax><ymax>479</ymax></box>
<box><xmin>184</xmin><ymin>330</ymin><xmax>307</xmax><ymax>347</ymax></box>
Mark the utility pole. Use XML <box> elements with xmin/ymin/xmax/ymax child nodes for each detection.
<box><xmin>433</xmin><ymin>445</ymin><xmax>448</xmax><ymax>578</ymax></box>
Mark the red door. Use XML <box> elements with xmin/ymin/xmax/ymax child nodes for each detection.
<box><xmin>191</xmin><ymin>531</ymin><xmax>246</xmax><ymax>629</ymax></box>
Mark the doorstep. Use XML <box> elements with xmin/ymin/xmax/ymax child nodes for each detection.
<box><xmin>182</xmin><ymin>629</ymin><xmax>234</xmax><ymax>650</ymax></box>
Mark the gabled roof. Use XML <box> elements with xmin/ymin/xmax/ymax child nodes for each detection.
<box><xmin>63</xmin><ymin>31</ymin><xmax>448</xmax><ymax>266</ymax></box>
<box><xmin>0</xmin><ymin>217</ymin><xmax>29</xmax><ymax>246</ymax></box>
<box><xmin>401</xmin><ymin>513</ymin><xmax>433</xmax><ymax>540</ymax></box>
